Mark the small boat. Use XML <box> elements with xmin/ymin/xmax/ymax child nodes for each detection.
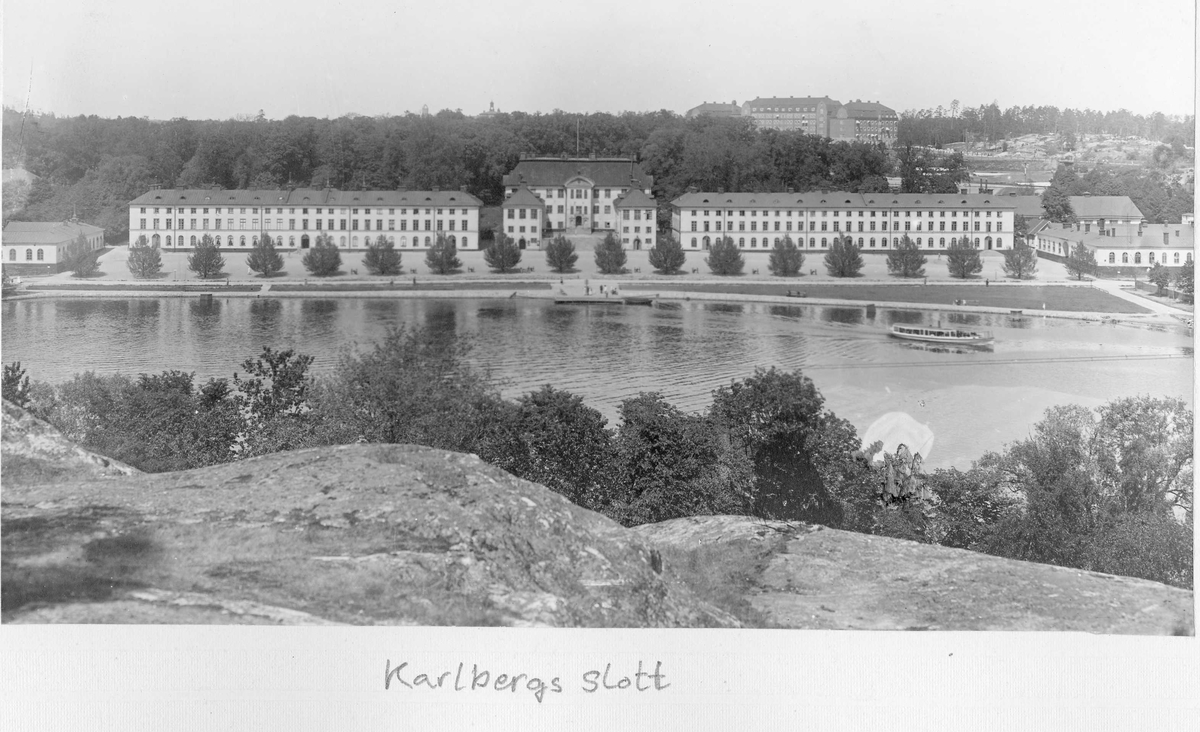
<box><xmin>890</xmin><ymin>324</ymin><xmax>994</xmax><ymax>346</ymax></box>
<box><xmin>622</xmin><ymin>296</ymin><xmax>654</xmax><ymax>306</ymax></box>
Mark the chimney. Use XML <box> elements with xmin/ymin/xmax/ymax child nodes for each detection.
<box><xmin>432</xmin><ymin>186</ymin><xmax>439</xmax><ymax>192</ymax></box>
<box><xmin>786</xmin><ymin>187</ymin><xmax>794</xmax><ymax>194</ymax></box>
<box><xmin>460</xmin><ymin>185</ymin><xmax>467</xmax><ymax>193</ymax></box>
<box><xmin>687</xmin><ymin>185</ymin><xmax>698</xmax><ymax>194</ymax></box>
<box><xmin>717</xmin><ymin>187</ymin><xmax>725</xmax><ymax>194</ymax></box>
<box><xmin>1138</xmin><ymin>222</ymin><xmax>1143</xmax><ymax>236</ymax></box>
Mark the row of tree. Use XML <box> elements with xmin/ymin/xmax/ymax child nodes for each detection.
<box><xmin>4</xmin><ymin>332</ymin><xmax>1190</xmax><ymax>588</ymax></box>
<box><xmin>898</xmin><ymin>101</ymin><xmax>1193</xmax><ymax>147</ymax></box>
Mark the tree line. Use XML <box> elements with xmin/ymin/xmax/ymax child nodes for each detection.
<box><xmin>3</xmin><ymin>332</ymin><xmax>1191</xmax><ymax>589</ymax></box>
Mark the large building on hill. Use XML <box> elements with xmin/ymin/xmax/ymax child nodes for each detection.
<box><xmin>126</xmin><ymin>187</ymin><xmax>483</xmax><ymax>251</ymax></box>
<box><xmin>739</xmin><ymin>97</ymin><xmax>898</xmax><ymax>143</ymax></box>
<box><xmin>685</xmin><ymin>101</ymin><xmax>742</xmax><ymax>119</ymax></box>
<box><xmin>3</xmin><ymin>219</ymin><xmax>105</xmax><ymax>275</ymax></box>
<box><xmin>670</xmin><ymin>190</ymin><xmax>1015</xmax><ymax>252</ymax></box>
<box><xmin>502</xmin><ymin>155</ymin><xmax>654</xmax><ymax>235</ymax></box>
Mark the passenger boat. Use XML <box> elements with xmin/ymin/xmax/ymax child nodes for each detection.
<box><xmin>889</xmin><ymin>324</ymin><xmax>994</xmax><ymax>346</ymax></box>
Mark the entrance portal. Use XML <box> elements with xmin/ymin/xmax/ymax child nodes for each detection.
<box><xmin>301</xmin><ymin>235</ymin><xmax>310</xmax><ymax>249</ymax></box>
<box><xmin>518</xmin><ymin>238</ymin><xmax>526</xmax><ymax>249</ymax></box>
<box><xmin>575</xmin><ymin>215</ymin><xmax>582</xmax><ymax>227</ymax></box>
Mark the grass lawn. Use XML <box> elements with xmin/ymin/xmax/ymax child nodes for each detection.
<box><xmin>271</xmin><ymin>281</ymin><xmax>551</xmax><ymax>292</ymax></box>
<box><xmin>28</xmin><ymin>283</ymin><xmax>262</xmax><ymax>293</ymax></box>
<box><xmin>624</xmin><ymin>282</ymin><xmax>1151</xmax><ymax>313</ymax></box>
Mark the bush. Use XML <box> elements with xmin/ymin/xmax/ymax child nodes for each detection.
<box><xmin>1002</xmin><ymin>240</ymin><xmax>1038</xmax><ymax>280</ymax></box>
<box><xmin>362</xmin><ymin>234</ymin><xmax>402</xmax><ymax>276</ymax></box>
<box><xmin>648</xmin><ymin>234</ymin><xmax>686</xmax><ymax>274</ymax></box>
<box><xmin>425</xmin><ymin>233</ymin><xmax>462</xmax><ymax>274</ymax></box>
<box><xmin>886</xmin><ymin>235</ymin><xmax>926</xmax><ymax>278</ymax></box>
<box><xmin>823</xmin><ymin>235</ymin><xmax>863</xmax><ymax>278</ymax></box>
<box><xmin>247</xmin><ymin>233</ymin><xmax>285</xmax><ymax>277</ymax></box>
<box><xmin>706</xmin><ymin>236</ymin><xmax>744</xmax><ymax>275</ymax></box>
<box><xmin>544</xmin><ymin>235</ymin><xmax>578</xmax><ymax>273</ymax></box>
<box><xmin>188</xmin><ymin>234</ymin><xmax>226</xmax><ymax>279</ymax></box>
<box><xmin>302</xmin><ymin>233</ymin><xmax>342</xmax><ymax>276</ymax></box>
<box><xmin>594</xmin><ymin>232</ymin><xmax>627</xmax><ymax>275</ymax></box>
<box><xmin>484</xmin><ymin>233</ymin><xmax>522</xmax><ymax>273</ymax></box>
<box><xmin>126</xmin><ymin>235</ymin><xmax>162</xmax><ymax>279</ymax></box>
<box><xmin>945</xmin><ymin>238</ymin><xmax>982</xmax><ymax>278</ymax></box>
<box><xmin>767</xmin><ymin>236</ymin><xmax>803</xmax><ymax>277</ymax></box>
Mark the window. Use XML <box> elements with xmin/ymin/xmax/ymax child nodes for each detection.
<box><xmin>1122</xmin><ymin>252</ymin><xmax>1129</xmax><ymax>263</ymax></box>
<box><xmin>1174</xmin><ymin>252</ymin><xmax>1180</xmax><ymax>264</ymax></box>
<box><xmin>1109</xmin><ymin>253</ymin><xmax>1116</xmax><ymax>264</ymax></box>
<box><xmin>140</xmin><ymin>219</ymin><xmax>146</xmax><ymax>229</ymax></box>
<box><xmin>36</xmin><ymin>249</ymin><xmax>44</xmax><ymax>261</ymax></box>
<box><xmin>25</xmin><ymin>248</ymin><xmax>32</xmax><ymax>260</ymax></box>
<box><xmin>1149</xmin><ymin>252</ymin><xmax>1156</xmax><ymax>263</ymax></box>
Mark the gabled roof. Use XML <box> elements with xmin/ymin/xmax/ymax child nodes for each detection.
<box><xmin>670</xmin><ymin>191</ymin><xmax>1017</xmax><ymax>210</ymax></box>
<box><xmin>998</xmin><ymin>194</ymin><xmax>1047</xmax><ymax>218</ymax></box>
<box><xmin>1037</xmin><ymin>223</ymin><xmax>1194</xmax><ymax>250</ymax></box>
<box><xmin>502</xmin><ymin>158</ymin><xmax>653</xmax><ymax>190</ymax></box>
<box><xmin>3</xmin><ymin>220</ymin><xmax>105</xmax><ymax>245</ymax></box>
<box><xmin>613</xmin><ymin>188</ymin><xmax>656</xmax><ymax>208</ymax></box>
<box><xmin>502</xmin><ymin>186</ymin><xmax>546</xmax><ymax>208</ymax></box>
<box><xmin>1069</xmin><ymin>195</ymin><xmax>1144</xmax><ymax>220</ymax></box>
<box><xmin>686</xmin><ymin>102</ymin><xmax>742</xmax><ymax>117</ymax></box>
<box><xmin>745</xmin><ymin>96</ymin><xmax>839</xmax><ymax>109</ymax></box>
<box><xmin>127</xmin><ymin>188</ymin><xmax>482</xmax><ymax>208</ymax></box>
<box><xmin>837</xmin><ymin>101</ymin><xmax>898</xmax><ymax>119</ymax></box>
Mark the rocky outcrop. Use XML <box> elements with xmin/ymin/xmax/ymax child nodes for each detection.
<box><xmin>634</xmin><ymin>515</ymin><xmax>1194</xmax><ymax>634</ymax></box>
<box><xmin>3</xmin><ymin>402</ymin><xmax>1192</xmax><ymax>632</ymax></box>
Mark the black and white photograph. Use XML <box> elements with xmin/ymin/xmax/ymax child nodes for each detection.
<box><xmin>1</xmin><ymin>0</ymin><xmax>1196</xmax><ymax>728</ymax></box>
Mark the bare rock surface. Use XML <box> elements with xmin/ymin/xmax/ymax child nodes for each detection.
<box><xmin>634</xmin><ymin>516</ymin><xmax>1194</xmax><ymax>634</ymax></box>
<box><xmin>3</xmin><ymin>404</ymin><xmax>735</xmax><ymax>626</ymax></box>
<box><xmin>2</xmin><ymin>399</ymin><xmax>140</xmax><ymax>485</ymax></box>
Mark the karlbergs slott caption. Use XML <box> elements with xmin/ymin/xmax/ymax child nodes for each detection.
<box><xmin>384</xmin><ymin>660</ymin><xmax>669</xmax><ymax>702</ymax></box>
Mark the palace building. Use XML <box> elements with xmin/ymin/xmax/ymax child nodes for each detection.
<box><xmin>671</xmin><ymin>191</ymin><xmax>1015</xmax><ymax>252</ymax></box>
<box><xmin>502</xmin><ymin>156</ymin><xmax>654</xmax><ymax>235</ymax></box>
<box><xmin>127</xmin><ymin>187</ymin><xmax>483</xmax><ymax>251</ymax></box>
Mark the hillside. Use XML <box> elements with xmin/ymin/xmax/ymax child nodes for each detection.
<box><xmin>2</xmin><ymin>401</ymin><xmax>1192</xmax><ymax>631</ymax></box>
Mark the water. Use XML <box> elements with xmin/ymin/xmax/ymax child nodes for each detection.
<box><xmin>2</xmin><ymin>296</ymin><xmax>1192</xmax><ymax>470</ymax></box>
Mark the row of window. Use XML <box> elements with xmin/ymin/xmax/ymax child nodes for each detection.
<box><xmin>1107</xmin><ymin>251</ymin><xmax>1191</xmax><ymax>264</ymax></box>
<box><xmin>138</xmin><ymin>218</ymin><xmax>472</xmax><ymax>232</ymax></box>
<box><xmin>144</xmin><ymin>234</ymin><xmax>470</xmax><ymax>248</ymax></box>
<box><xmin>140</xmin><ymin>206</ymin><xmax>470</xmax><ymax>216</ymax></box>
<box><xmin>685</xmin><ymin>209</ymin><xmax>1001</xmax><ymax>218</ymax></box>
<box><xmin>690</xmin><ymin>220</ymin><xmax>1003</xmax><ymax>233</ymax></box>
<box><xmin>686</xmin><ymin>236</ymin><xmax>1006</xmax><ymax>249</ymax></box>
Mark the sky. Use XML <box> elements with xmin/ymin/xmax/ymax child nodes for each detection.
<box><xmin>1</xmin><ymin>0</ymin><xmax>1196</xmax><ymax>120</ymax></box>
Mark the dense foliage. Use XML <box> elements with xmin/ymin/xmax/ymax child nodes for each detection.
<box><xmin>945</xmin><ymin>238</ymin><xmax>982</xmax><ymax>279</ymax></box>
<box><xmin>705</xmin><ymin>236</ymin><xmax>744</xmax><ymax>276</ymax></box>
<box><xmin>886</xmin><ymin>235</ymin><xmax>926</xmax><ymax>277</ymax></box>
<box><xmin>767</xmin><ymin>235</ymin><xmax>803</xmax><ymax>277</ymax></box>
<box><xmin>1148</xmin><ymin>263</ymin><xmax>1171</xmax><ymax>294</ymax></box>
<box><xmin>823</xmin><ymin>235</ymin><xmax>863</xmax><ymax>277</ymax></box>
<box><xmin>1001</xmin><ymin>241</ymin><xmax>1038</xmax><ymax>280</ymax></box>
<box><xmin>247</xmin><ymin>233</ymin><xmax>284</xmax><ymax>276</ymax></box>
<box><xmin>594</xmin><ymin>232</ymin><xmax>627</xmax><ymax>275</ymax></box>
<box><xmin>126</xmin><ymin>234</ymin><xmax>162</xmax><ymax>278</ymax></box>
<box><xmin>302</xmin><ymin>233</ymin><xmax>341</xmax><ymax>276</ymax></box>
<box><xmin>483</xmin><ymin>232</ymin><xmax>522</xmax><ymax>273</ymax></box>
<box><xmin>648</xmin><ymin>234</ymin><xmax>686</xmax><ymax>275</ymax></box>
<box><xmin>361</xmin><ymin>234</ymin><xmax>402</xmax><ymax>275</ymax></box>
<box><xmin>425</xmin><ymin>233</ymin><xmax>461</xmax><ymax>274</ymax></box>
<box><xmin>188</xmin><ymin>234</ymin><xmax>225</xmax><ymax>278</ymax></box>
<box><xmin>544</xmin><ymin>235</ymin><xmax>578</xmax><ymax>273</ymax></box>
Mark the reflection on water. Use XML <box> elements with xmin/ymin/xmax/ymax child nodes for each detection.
<box><xmin>2</xmin><ymin>297</ymin><xmax>1192</xmax><ymax>469</ymax></box>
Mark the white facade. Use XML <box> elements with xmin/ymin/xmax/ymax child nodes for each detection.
<box><xmin>127</xmin><ymin>188</ymin><xmax>483</xmax><ymax>251</ymax></box>
<box><xmin>503</xmin><ymin>157</ymin><xmax>654</xmax><ymax>234</ymax></box>
<box><xmin>671</xmin><ymin>192</ymin><xmax>1015</xmax><ymax>252</ymax></box>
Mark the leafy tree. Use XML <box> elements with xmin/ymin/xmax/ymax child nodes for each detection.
<box><xmin>2</xmin><ymin>361</ymin><xmax>32</xmax><ymax>407</ymax></box>
<box><xmin>710</xmin><ymin>367</ymin><xmax>870</xmax><ymax>527</ymax></box>
<box><xmin>65</xmin><ymin>232</ymin><xmax>100</xmax><ymax>277</ymax></box>
<box><xmin>945</xmin><ymin>237</ymin><xmax>982</xmax><ymax>278</ymax></box>
<box><xmin>1065</xmin><ymin>242</ymin><xmax>1098</xmax><ymax>280</ymax></box>
<box><xmin>247</xmin><ymin>233</ymin><xmax>285</xmax><ymax>277</ymax></box>
<box><xmin>126</xmin><ymin>234</ymin><xmax>162</xmax><ymax>279</ymax></box>
<box><xmin>608</xmin><ymin>392</ymin><xmax>753</xmax><ymax>526</ymax></box>
<box><xmin>823</xmin><ymin>235</ymin><xmax>863</xmax><ymax>277</ymax></box>
<box><xmin>886</xmin><ymin>234</ymin><xmax>927</xmax><ymax>278</ymax></box>
<box><xmin>1175</xmin><ymin>258</ymin><xmax>1193</xmax><ymax>299</ymax></box>
<box><xmin>483</xmin><ymin>232</ymin><xmax>522</xmax><ymax>273</ymax></box>
<box><xmin>362</xmin><ymin>234</ymin><xmax>402</xmax><ymax>276</ymax></box>
<box><xmin>706</xmin><ymin>236</ymin><xmax>744</xmax><ymax>275</ymax></box>
<box><xmin>767</xmin><ymin>235</ymin><xmax>803</xmax><ymax>277</ymax></box>
<box><xmin>302</xmin><ymin>232</ymin><xmax>342</xmax><ymax>276</ymax></box>
<box><xmin>425</xmin><ymin>232</ymin><xmax>462</xmax><ymax>274</ymax></box>
<box><xmin>1148</xmin><ymin>262</ymin><xmax>1171</xmax><ymax>295</ymax></box>
<box><xmin>1001</xmin><ymin>240</ymin><xmax>1038</xmax><ymax>280</ymax></box>
<box><xmin>312</xmin><ymin>326</ymin><xmax>504</xmax><ymax>454</ymax></box>
<box><xmin>594</xmin><ymin>231</ymin><xmax>627</xmax><ymax>275</ymax></box>
<box><xmin>648</xmin><ymin>233</ymin><xmax>686</xmax><ymax>274</ymax></box>
<box><xmin>484</xmin><ymin>386</ymin><xmax>614</xmax><ymax>510</ymax></box>
<box><xmin>1041</xmin><ymin>186</ymin><xmax>1075</xmax><ymax>223</ymax></box>
<box><xmin>232</xmin><ymin>347</ymin><xmax>315</xmax><ymax>423</ymax></box>
<box><xmin>544</xmin><ymin>234</ymin><xmax>578</xmax><ymax>273</ymax></box>
<box><xmin>188</xmin><ymin>234</ymin><xmax>226</xmax><ymax>279</ymax></box>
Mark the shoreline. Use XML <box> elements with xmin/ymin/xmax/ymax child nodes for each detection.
<box><xmin>4</xmin><ymin>280</ymin><xmax>1189</xmax><ymax>329</ymax></box>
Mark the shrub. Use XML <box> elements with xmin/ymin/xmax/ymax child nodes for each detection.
<box><xmin>247</xmin><ymin>233</ymin><xmax>285</xmax><ymax>277</ymax></box>
<box><xmin>362</xmin><ymin>234</ymin><xmax>402</xmax><ymax>276</ymax></box>
<box><xmin>767</xmin><ymin>236</ymin><xmax>803</xmax><ymax>277</ymax></box>
<box><xmin>706</xmin><ymin>236</ymin><xmax>744</xmax><ymax>275</ymax></box>
<box><xmin>302</xmin><ymin>233</ymin><xmax>342</xmax><ymax>276</ymax></box>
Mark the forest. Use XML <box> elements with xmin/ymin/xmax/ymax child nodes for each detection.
<box><xmin>2</xmin><ymin>102</ymin><xmax>1192</xmax><ymax>243</ymax></box>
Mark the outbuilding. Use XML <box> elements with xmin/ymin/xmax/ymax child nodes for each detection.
<box><xmin>2</xmin><ymin>219</ymin><xmax>105</xmax><ymax>275</ymax></box>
